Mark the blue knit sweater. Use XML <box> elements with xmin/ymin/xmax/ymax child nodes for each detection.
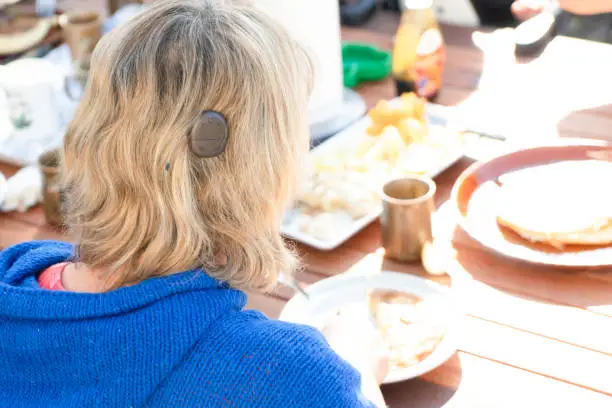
<box><xmin>0</xmin><ymin>241</ymin><xmax>374</xmax><ymax>407</ymax></box>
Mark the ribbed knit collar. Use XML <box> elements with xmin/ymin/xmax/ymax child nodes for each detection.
<box><xmin>0</xmin><ymin>241</ymin><xmax>229</xmax><ymax>321</ymax></box>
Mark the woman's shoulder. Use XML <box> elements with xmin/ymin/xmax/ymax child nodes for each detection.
<box><xmin>153</xmin><ymin>310</ymin><xmax>374</xmax><ymax>407</ymax></box>
<box><xmin>207</xmin><ymin>309</ymin><xmax>348</xmax><ymax>374</ymax></box>
<box><xmin>213</xmin><ymin>309</ymin><xmax>328</xmax><ymax>352</ymax></box>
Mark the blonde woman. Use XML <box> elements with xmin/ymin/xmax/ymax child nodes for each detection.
<box><xmin>0</xmin><ymin>0</ymin><xmax>388</xmax><ymax>407</ymax></box>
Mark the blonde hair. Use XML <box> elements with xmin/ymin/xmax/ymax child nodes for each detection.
<box><xmin>62</xmin><ymin>0</ymin><xmax>314</xmax><ymax>291</ymax></box>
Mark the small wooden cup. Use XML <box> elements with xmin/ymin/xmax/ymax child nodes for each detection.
<box><xmin>108</xmin><ymin>0</ymin><xmax>144</xmax><ymax>15</ymax></box>
<box><xmin>38</xmin><ymin>149</ymin><xmax>63</xmax><ymax>226</ymax></box>
<box><xmin>60</xmin><ymin>11</ymin><xmax>102</xmax><ymax>62</ymax></box>
<box><xmin>380</xmin><ymin>176</ymin><xmax>436</xmax><ymax>263</ymax></box>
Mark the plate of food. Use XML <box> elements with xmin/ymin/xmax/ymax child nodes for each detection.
<box><xmin>282</xmin><ymin>93</ymin><xmax>466</xmax><ymax>250</ymax></box>
<box><xmin>452</xmin><ymin>144</ymin><xmax>612</xmax><ymax>268</ymax></box>
<box><xmin>279</xmin><ymin>271</ymin><xmax>461</xmax><ymax>384</ymax></box>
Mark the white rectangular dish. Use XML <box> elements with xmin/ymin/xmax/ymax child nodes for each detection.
<box><xmin>281</xmin><ymin>102</ymin><xmax>464</xmax><ymax>251</ymax></box>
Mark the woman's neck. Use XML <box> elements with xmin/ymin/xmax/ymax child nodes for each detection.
<box><xmin>62</xmin><ymin>262</ymin><xmax>118</xmax><ymax>293</ymax></box>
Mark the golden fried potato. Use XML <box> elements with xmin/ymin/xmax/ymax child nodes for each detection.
<box><xmin>369</xmin><ymin>100</ymin><xmax>413</xmax><ymax>126</ymax></box>
<box><xmin>364</xmin><ymin>126</ymin><xmax>406</xmax><ymax>164</ymax></box>
<box><xmin>366</xmin><ymin>93</ymin><xmax>429</xmax><ymax>147</ymax></box>
<box><xmin>399</xmin><ymin>92</ymin><xmax>418</xmax><ymax>105</ymax></box>
<box><xmin>368</xmin><ymin>92</ymin><xmax>427</xmax><ymax>131</ymax></box>
<box><xmin>413</xmin><ymin>99</ymin><xmax>426</xmax><ymax>121</ymax></box>
<box><xmin>388</xmin><ymin>104</ymin><xmax>414</xmax><ymax>124</ymax></box>
<box><xmin>368</xmin><ymin>100</ymin><xmax>395</xmax><ymax>125</ymax></box>
<box><xmin>366</xmin><ymin>122</ymin><xmax>386</xmax><ymax>137</ymax></box>
<box><xmin>400</xmin><ymin>92</ymin><xmax>426</xmax><ymax>121</ymax></box>
<box><xmin>396</xmin><ymin>117</ymin><xmax>428</xmax><ymax>144</ymax></box>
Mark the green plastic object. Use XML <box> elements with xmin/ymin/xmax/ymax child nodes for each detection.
<box><xmin>342</xmin><ymin>42</ymin><xmax>392</xmax><ymax>88</ymax></box>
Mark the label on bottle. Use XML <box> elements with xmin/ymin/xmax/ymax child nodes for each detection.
<box><xmin>403</xmin><ymin>0</ymin><xmax>434</xmax><ymax>10</ymax></box>
<box><xmin>413</xmin><ymin>28</ymin><xmax>445</xmax><ymax>99</ymax></box>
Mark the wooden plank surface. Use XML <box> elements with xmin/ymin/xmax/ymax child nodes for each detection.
<box><xmin>1</xmin><ymin>7</ymin><xmax>612</xmax><ymax>407</ymax></box>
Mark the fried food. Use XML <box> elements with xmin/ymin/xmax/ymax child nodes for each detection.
<box><xmin>496</xmin><ymin>161</ymin><xmax>612</xmax><ymax>249</ymax></box>
<box><xmin>396</xmin><ymin>117</ymin><xmax>428</xmax><ymax>144</ymax></box>
<box><xmin>367</xmin><ymin>93</ymin><xmax>427</xmax><ymax>137</ymax></box>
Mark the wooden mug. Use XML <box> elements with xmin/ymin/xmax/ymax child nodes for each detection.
<box><xmin>38</xmin><ymin>149</ymin><xmax>64</xmax><ymax>226</ymax></box>
<box><xmin>108</xmin><ymin>0</ymin><xmax>144</xmax><ymax>15</ymax></box>
<box><xmin>60</xmin><ymin>11</ymin><xmax>102</xmax><ymax>62</ymax></box>
<box><xmin>380</xmin><ymin>176</ymin><xmax>436</xmax><ymax>263</ymax></box>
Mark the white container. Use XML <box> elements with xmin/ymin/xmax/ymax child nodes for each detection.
<box><xmin>0</xmin><ymin>59</ymin><xmax>63</xmax><ymax>143</ymax></box>
<box><xmin>254</xmin><ymin>0</ymin><xmax>345</xmax><ymax>127</ymax></box>
<box><xmin>403</xmin><ymin>0</ymin><xmax>480</xmax><ymax>27</ymax></box>
<box><xmin>0</xmin><ymin>58</ymin><xmax>71</xmax><ymax>165</ymax></box>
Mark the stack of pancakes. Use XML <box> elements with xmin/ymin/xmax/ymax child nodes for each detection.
<box><xmin>496</xmin><ymin>161</ymin><xmax>612</xmax><ymax>249</ymax></box>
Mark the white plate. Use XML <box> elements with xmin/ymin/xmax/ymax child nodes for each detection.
<box><xmin>279</xmin><ymin>271</ymin><xmax>461</xmax><ymax>384</ymax></box>
<box><xmin>281</xmin><ymin>103</ymin><xmax>464</xmax><ymax>250</ymax></box>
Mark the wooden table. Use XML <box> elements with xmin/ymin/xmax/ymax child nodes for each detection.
<box><xmin>2</xmin><ymin>15</ymin><xmax>612</xmax><ymax>408</ymax></box>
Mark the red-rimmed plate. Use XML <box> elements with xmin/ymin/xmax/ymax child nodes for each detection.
<box><xmin>451</xmin><ymin>144</ymin><xmax>612</xmax><ymax>269</ymax></box>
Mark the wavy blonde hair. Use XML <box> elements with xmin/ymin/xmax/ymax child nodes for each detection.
<box><xmin>62</xmin><ymin>0</ymin><xmax>314</xmax><ymax>291</ymax></box>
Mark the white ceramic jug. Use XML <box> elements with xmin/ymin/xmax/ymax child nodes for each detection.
<box><xmin>0</xmin><ymin>59</ymin><xmax>64</xmax><ymax>144</ymax></box>
<box><xmin>254</xmin><ymin>0</ymin><xmax>345</xmax><ymax>127</ymax></box>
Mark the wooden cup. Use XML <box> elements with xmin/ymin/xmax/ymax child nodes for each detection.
<box><xmin>108</xmin><ymin>0</ymin><xmax>144</xmax><ymax>15</ymax></box>
<box><xmin>60</xmin><ymin>11</ymin><xmax>102</xmax><ymax>62</ymax></box>
<box><xmin>38</xmin><ymin>149</ymin><xmax>63</xmax><ymax>226</ymax></box>
<box><xmin>380</xmin><ymin>176</ymin><xmax>436</xmax><ymax>263</ymax></box>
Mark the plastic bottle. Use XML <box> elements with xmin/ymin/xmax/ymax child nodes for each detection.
<box><xmin>392</xmin><ymin>0</ymin><xmax>446</xmax><ymax>101</ymax></box>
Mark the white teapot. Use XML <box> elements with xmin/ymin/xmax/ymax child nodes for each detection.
<box><xmin>0</xmin><ymin>58</ymin><xmax>67</xmax><ymax>164</ymax></box>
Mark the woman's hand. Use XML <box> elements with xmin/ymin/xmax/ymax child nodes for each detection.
<box><xmin>322</xmin><ymin>309</ymin><xmax>389</xmax><ymax>407</ymax></box>
<box><xmin>513</xmin><ymin>0</ymin><xmax>612</xmax><ymax>18</ymax></box>
<box><xmin>512</xmin><ymin>0</ymin><xmax>547</xmax><ymax>21</ymax></box>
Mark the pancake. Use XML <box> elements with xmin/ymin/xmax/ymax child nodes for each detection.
<box><xmin>495</xmin><ymin>161</ymin><xmax>612</xmax><ymax>249</ymax></box>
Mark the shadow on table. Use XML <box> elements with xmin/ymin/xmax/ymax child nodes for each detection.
<box><xmin>452</xmin><ymin>227</ymin><xmax>612</xmax><ymax>310</ymax></box>
<box><xmin>382</xmin><ymin>354</ymin><xmax>462</xmax><ymax>408</ymax></box>
<box><xmin>556</xmin><ymin>104</ymin><xmax>612</xmax><ymax>142</ymax></box>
